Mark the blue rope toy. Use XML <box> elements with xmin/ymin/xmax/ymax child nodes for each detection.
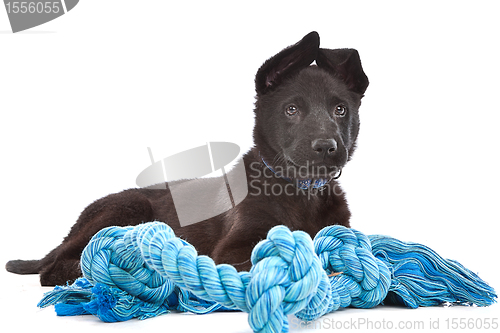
<box><xmin>38</xmin><ymin>222</ymin><xmax>496</xmax><ymax>332</ymax></box>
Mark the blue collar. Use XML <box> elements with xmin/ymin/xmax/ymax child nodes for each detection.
<box><xmin>260</xmin><ymin>154</ymin><xmax>336</xmax><ymax>190</ymax></box>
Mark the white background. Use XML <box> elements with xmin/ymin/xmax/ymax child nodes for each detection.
<box><xmin>1</xmin><ymin>1</ymin><xmax>498</xmax><ymax>332</ymax></box>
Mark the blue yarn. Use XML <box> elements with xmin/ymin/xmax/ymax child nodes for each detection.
<box><xmin>38</xmin><ymin>222</ymin><xmax>497</xmax><ymax>332</ymax></box>
<box><xmin>369</xmin><ymin>234</ymin><xmax>497</xmax><ymax>308</ymax></box>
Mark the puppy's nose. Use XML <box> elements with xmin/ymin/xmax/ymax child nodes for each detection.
<box><xmin>312</xmin><ymin>138</ymin><xmax>337</xmax><ymax>155</ymax></box>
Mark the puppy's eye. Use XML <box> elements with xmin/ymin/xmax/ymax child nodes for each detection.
<box><xmin>285</xmin><ymin>105</ymin><xmax>299</xmax><ymax>116</ymax></box>
<box><xmin>334</xmin><ymin>105</ymin><xmax>347</xmax><ymax>116</ymax></box>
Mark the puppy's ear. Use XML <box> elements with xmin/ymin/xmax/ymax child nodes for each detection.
<box><xmin>317</xmin><ymin>48</ymin><xmax>369</xmax><ymax>95</ymax></box>
<box><xmin>255</xmin><ymin>31</ymin><xmax>319</xmax><ymax>95</ymax></box>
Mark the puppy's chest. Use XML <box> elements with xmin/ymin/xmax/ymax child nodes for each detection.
<box><xmin>270</xmin><ymin>194</ymin><xmax>339</xmax><ymax>234</ymax></box>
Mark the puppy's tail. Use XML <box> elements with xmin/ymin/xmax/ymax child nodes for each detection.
<box><xmin>5</xmin><ymin>259</ymin><xmax>43</xmax><ymax>274</ymax></box>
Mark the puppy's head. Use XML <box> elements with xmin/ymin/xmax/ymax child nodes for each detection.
<box><xmin>253</xmin><ymin>31</ymin><xmax>368</xmax><ymax>180</ymax></box>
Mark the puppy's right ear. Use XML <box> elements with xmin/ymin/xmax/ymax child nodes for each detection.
<box><xmin>255</xmin><ymin>31</ymin><xmax>319</xmax><ymax>95</ymax></box>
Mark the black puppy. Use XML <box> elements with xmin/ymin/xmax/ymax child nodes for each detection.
<box><xmin>6</xmin><ymin>31</ymin><xmax>369</xmax><ymax>286</ymax></box>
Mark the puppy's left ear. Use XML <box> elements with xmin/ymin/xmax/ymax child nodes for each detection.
<box><xmin>255</xmin><ymin>31</ymin><xmax>320</xmax><ymax>96</ymax></box>
<box><xmin>317</xmin><ymin>48</ymin><xmax>369</xmax><ymax>95</ymax></box>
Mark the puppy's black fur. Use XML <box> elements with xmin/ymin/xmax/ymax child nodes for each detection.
<box><xmin>6</xmin><ymin>32</ymin><xmax>369</xmax><ymax>286</ymax></box>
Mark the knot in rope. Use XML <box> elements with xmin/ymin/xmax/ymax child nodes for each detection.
<box><xmin>246</xmin><ymin>226</ymin><xmax>328</xmax><ymax>332</ymax></box>
<box><xmin>81</xmin><ymin>224</ymin><xmax>175</xmax><ymax>304</ymax></box>
<box><xmin>313</xmin><ymin>225</ymin><xmax>391</xmax><ymax>309</ymax></box>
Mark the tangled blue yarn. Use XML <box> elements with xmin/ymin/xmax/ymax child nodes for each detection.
<box><xmin>38</xmin><ymin>222</ymin><xmax>496</xmax><ymax>333</ymax></box>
